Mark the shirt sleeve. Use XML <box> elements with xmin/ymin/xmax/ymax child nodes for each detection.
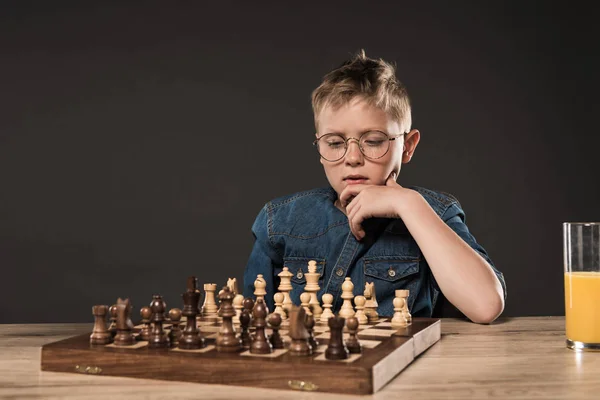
<box><xmin>242</xmin><ymin>203</ymin><xmax>282</xmax><ymax>311</ymax></box>
<box><xmin>430</xmin><ymin>202</ymin><xmax>507</xmax><ymax>301</ymax></box>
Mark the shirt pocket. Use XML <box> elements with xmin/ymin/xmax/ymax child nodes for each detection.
<box><xmin>363</xmin><ymin>257</ymin><xmax>420</xmax><ymax>315</ymax></box>
<box><xmin>284</xmin><ymin>257</ymin><xmax>326</xmax><ymax>306</ymax></box>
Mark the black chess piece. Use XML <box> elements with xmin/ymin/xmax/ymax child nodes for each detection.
<box><xmin>139</xmin><ymin>306</ymin><xmax>152</xmax><ymax>341</ymax></box>
<box><xmin>288</xmin><ymin>306</ymin><xmax>312</xmax><ymax>356</ymax></box>
<box><xmin>168</xmin><ymin>308</ymin><xmax>182</xmax><ymax>346</ymax></box>
<box><xmin>345</xmin><ymin>316</ymin><xmax>362</xmax><ymax>354</ymax></box>
<box><xmin>216</xmin><ymin>286</ymin><xmax>242</xmax><ymax>352</ymax></box>
<box><xmin>239</xmin><ymin>308</ymin><xmax>252</xmax><ymax>348</ymax></box>
<box><xmin>179</xmin><ymin>276</ymin><xmax>206</xmax><ymax>349</ymax></box>
<box><xmin>250</xmin><ymin>299</ymin><xmax>273</xmax><ymax>354</ymax></box>
<box><xmin>113</xmin><ymin>298</ymin><xmax>135</xmax><ymax>346</ymax></box>
<box><xmin>305</xmin><ymin>313</ymin><xmax>319</xmax><ymax>350</ymax></box>
<box><xmin>90</xmin><ymin>305</ymin><xmax>111</xmax><ymax>345</ymax></box>
<box><xmin>268</xmin><ymin>313</ymin><xmax>285</xmax><ymax>349</ymax></box>
<box><xmin>108</xmin><ymin>304</ymin><xmax>118</xmax><ymax>337</ymax></box>
<box><xmin>325</xmin><ymin>315</ymin><xmax>349</xmax><ymax>360</ymax></box>
<box><xmin>148</xmin><ymin>295</ymin><xmax>169</xmax><ymax>348</ymax></box>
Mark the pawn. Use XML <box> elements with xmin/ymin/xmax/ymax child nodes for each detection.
<box><xmin>339</xmin><ymin>277</ymin><xmax>355</xmax><ymax>319</ymax></box>
<box><xmin>320</xmin><ymin>293</ymin><xmax>334</xmax><ymax>323</ymax></box>
<box><xmin>391</xmin><ymin>295</ymin><xmax>409</xmax><ymax>328</ymax></box>
<box><xmin>108</xmin><ymin>304</ymin><xmax>118</xmax><ymax>337</ymax></box>
<box><xmin>90</xmin><ymin>305</ymin><xmax>111</xmax><ymax>345</ymax></box>
<box><xmin>300</xmin><ymin>292</ymin><xmax>312</xmax><ymax>315</ymax></box>
<box><xmin>232</xmin><ymin>294</ymin><xmax>244</xmax><ymax>324</ymax></box>
<box><xmin>397</xmin><ymin>289</ymin><xmax>412</xmax><ymax>324</ymax></box>
<box><xmin>273</xmin><ymin>292</ymin><xmax>287</xmax><ymax>320</ymax></box>
<box><xmin>345</xmin><ymin>317</ymin><xmax>362</xmax><ymax>354</ymax></box>
<box><xmin>267</xmin><ymin>313</ymin><xmax>285</xmax><ymax>349</ymax></box>
<box><xmin>139</xmin><ymin>306</ymin><xmax>152</xmax><ymax>341</ymax></box>
<box><xmin>353</xmin><ymin>295</ymin><xmax>369</xmax><ymax>325</ymax></box>
<box><xmin>305</xmin><ymin>313</ymin><xmax>319</xmax><ymax>350</ymax></box>
<box><xmin>250</xmin><ymin>299</ymin><xmax>272</xmax><ymax>354</ymax></box>
<box><xmin>168</xmin><ymin>308</ymin><xmax>182</xmax><ymax>346</ymax></box>
<box><xmin>239</xmin><ymin>308</ymin><xmax>252</xmax><ymax>348</ymax></box>
<box><xmin>325</xmin><ymin>315</ymin><xmax>349</xmax><ymax>360</ymax></box>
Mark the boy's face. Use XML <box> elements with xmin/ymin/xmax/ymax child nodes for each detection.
<box><xmin>315</xmin><ymin>97</ymin><xmax>418</xmax><ymax>198</ymax></box>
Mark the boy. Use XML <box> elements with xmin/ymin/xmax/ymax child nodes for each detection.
<box><xmin>243</xmin><ymin>50</ymin><xmax>506</xmax><ymax>324</ymax></box>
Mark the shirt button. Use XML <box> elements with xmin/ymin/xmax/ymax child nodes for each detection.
<box><xmin>296</xmin><ymin>270</ymin><xmax>304</xmax><ymax>279</ymax></box>
<box><xmin>335</xmin><ymin>268</ymin><xmax>344</xmax><ymax>277</ymax></box>
<box><xmin>388</xmin><ymin>268</ymin><xmax>396</xmax><ymax>277</ymax></box>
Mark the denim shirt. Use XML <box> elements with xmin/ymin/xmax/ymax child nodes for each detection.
<box><xmin>243</xmin><ymin>185</ymin><xmax>507</xmax><ymax>317</ymax></box>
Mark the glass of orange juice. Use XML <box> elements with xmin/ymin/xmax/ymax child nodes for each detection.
<box><xmin>564</xmin><ymin>222</ymin><xmax>600</xmax><ymax>351</ymax></box>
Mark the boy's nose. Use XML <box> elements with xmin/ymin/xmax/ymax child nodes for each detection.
<box><xmin>344</xmin><ymin>140</ymin><xmax>364</xmax><ymax>165</ymax></box>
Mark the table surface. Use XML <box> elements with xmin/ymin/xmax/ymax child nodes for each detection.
<box><xmin>0</xmin><ymin>316</ymin><xmax>597</xmax><ymax>400</ymax></box>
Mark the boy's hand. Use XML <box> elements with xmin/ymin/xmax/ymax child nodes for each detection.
<box><xmin>339</xmin><ymin>173</ymin><xmax>409</xmax><ymax>241</ymax></box>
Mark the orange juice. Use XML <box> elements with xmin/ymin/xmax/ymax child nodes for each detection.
<box><xmin>564</xmin><ymin>271</ymin><xmax>600</xmax><ymax>343</ymax></box>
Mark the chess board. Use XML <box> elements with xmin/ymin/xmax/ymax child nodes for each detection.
<box><xmin>40</xmin><ymin>316</ymin><xmax>441</xmax><ymax>395</ymax></box>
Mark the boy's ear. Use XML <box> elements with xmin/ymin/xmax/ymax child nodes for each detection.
<box><xmin>402</xmin><ymin>129</ymin><xmax>420</xmax><ymax>163</ymax></box>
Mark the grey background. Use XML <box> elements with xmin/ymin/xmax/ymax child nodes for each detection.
<box><xmin>1</xmin><ymin>1</ymin><xmax>597</xmax><ymax>323</ymax></box>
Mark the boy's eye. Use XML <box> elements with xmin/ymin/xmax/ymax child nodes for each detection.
<box><xmin>327</xmin><ymin>141</ymin><xmax>344</xmax><ymax>147</ymax></box>
<box><xmin>364</xmin><ymin>140</ymin><xmax>385</xmax><ymax>147</ymax></box>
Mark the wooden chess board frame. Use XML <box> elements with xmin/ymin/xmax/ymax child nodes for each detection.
<box><xmin>40</xmin><ymin>317</ymin><xmax>441</xmax><ymax>395</ymax></box>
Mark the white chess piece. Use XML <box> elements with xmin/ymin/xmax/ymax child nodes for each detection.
<box><xmin>320</xmin><ymin>293</ymin><xmax>334</xmax><ymax>323</ymax></box>
<box><xmin>273</xmin><ymin>292</ymin><xmax>287</xmax><ymax>320</ymax></box>
<box><xmin>232</xmin><ymin>293</ymin><xmax>244</xmax><ymax>324</ymax></box>
<box><xmin>364</xmin><ymin>282</ymin><xmax>379</xmax><ymax>322</ymax></box>
<box><xmin>339</xmin><ymin>277</ymin><xmax>355</xmax><ymax>319</ymax></box>
<box><xmin>354</xmin><ymin>295</ymin><xmax>369</xmax><ymax>325</ymax></box>
<box><xmin>397</xmin><ymin>289</ymin><xmax>412</xmax><ymax>324</ymax></box>
<box><xmin>201</xmin><ymin>283</ymin><xmax>218</xmax><ymax>317</ymax></box>
<box><xmin>277</xmin><ymin>267</ymin><xmax>293</xmax><ymax>314</ymax></box>
<box><xmin>391</xmin><ymin>293</ymin><xmax>408</xmax><ymax>328</ymax></box>
<box><xmin>254</xmin><ymin>274</ymin><xmax>267</xmax><ymax>303</ymax></box>
<box><xmin>300</xmin><ymin>292</ymin><xmax>312</xmax><ymax>315</ymax></box>
<box><xmin>304</xmin><ymin>261</ymin><xmax>323</xmax><ymax>319</ymax></box>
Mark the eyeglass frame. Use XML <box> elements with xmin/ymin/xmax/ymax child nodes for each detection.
<box><xmin>312</xmin><ymin>130</ymin><xmax>405</xmax><ymax>162</ymax></box>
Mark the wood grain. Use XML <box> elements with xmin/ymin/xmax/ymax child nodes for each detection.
<box><xmin>0</xmin><ymin>317</ymin><xmax>595</xmax><ymax>399</ymax></box>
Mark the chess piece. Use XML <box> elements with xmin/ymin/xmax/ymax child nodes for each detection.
<box><xmin>277</xmin><ymin>267</ymin><xmax>293</xmax><ymax>314</ymax></box>
<box><xmin>267</xmin><ymin>313</ymin><xmax>285</xmax><ymax>349</ymax></box>
<box><xmin>300</xmin><ymin>292</ymin><xmax>312</xmax><ymax>315</ymax></box>
<box><xmin>288</xmin><ymin>305</ymin><xmax>312</xmax><ymax>356</ymax></box>
<box><xmin>254</xmin><ymin>274</ymin><xmax>267</xmax><ymax>303</ymax></box>
<box><xmin>345</xmin><ymin>316</ymin><xmax>362</xmax><ymax>354</ymax></box>
<box><xmin>273</xmin><ymin>292</ymin><xmax>287</xmax><ymax>320</ymax></box>
<box><xmin>232</xmin><ymin>294</ymin><xmax>244</xmax><ymax>324</ymax></box>
<box><xmin>250</xmin><ymin>299</ymin><xmax>272</xmax><ymax>354</ymax></box>
<box><xmin>398</xmin><ymin>289</ymin><xmax>412</xmax><ymax>323</ymax></box>
<box><xmin>339</xmin><ymin>277</ymin><xmax>355</xmax><ymax>319</ymax></box>
<box><xmin>304</xmin><ymin>260</ymin><xmax>323</xmax><ymax>319</ymax></box>
<box><xmin>320</xmin><ymin>293</ymin><xmax>335</xmax><ymax>323</ymax></box>
<box><xmin>364</xmin><ymin>282</ymin><xmax>379</xmax><ymax>322</ymax></box>
<box><xmin>201</xmin><ymin>283</ymin><xmax>218</xmax><ymax>318</ymax></box>
<box><xmin>391</xmin><ymin>291</ymin><xmax>409</xmax><ymax>328</ymax></box>
<box><xmin>325</xmin><ymin>315</ymin><xmax>349</xmax><ymax>360</ymax></box>
<box><xmin>139</xmin><ymin>306</ymin><xmax>152</xmax><ymax>341</ymax></box>
<box><xmin>216</xmin><ymin>286</ymin><xmax>242</xmax><ymax>352</ymax></box>
<box><xmin>179</xmin><ymin>276</ymin><xmax>206</xmax><ymax>349</ymax></box>
<box><xmin>108</xmin><ymin>304</ymin><xmax>118</xmax><ymax>337</ymax></box>
<box><xmin>239</xmin><ymin>307</ymin><xmax>252</xmax><ymax>349</ymax></box>
<box><xmin>113</xmin><ymin>298</ymin><xmax>135</xmax><ymax>346</ymax></box>
<box><xmin>148</xmin><ymin>295</ymin><xmax>169</xmax><ymax>348</ymax></box>
<box><xmin>354</xmin><ymin>295</ymin><xmax>369</xmax><ymax>325</ymax></box>
<box><xmin>90</xmin><ymin>305</ymin><xmax>111</xmax><ymax>345</ymax></box>
<box><xmin>305</xmin><ymin>313</ymin><xmax>319</xmax><ymax>350</ymax></box>
<box><xmin>168</xmin><ymin>308</ymin><xmax>182</xmax><ymax>346</ymax></box>
<box><xmin>227</xmin><ymin>277</ymin><xmax>239</xmax><ymax>295</ymax></box>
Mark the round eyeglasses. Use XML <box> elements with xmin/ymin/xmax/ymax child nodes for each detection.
<box><xmin>313</xmin><ymin>130</ymin><xmax>404</xmax><ymax>162</ymax></box>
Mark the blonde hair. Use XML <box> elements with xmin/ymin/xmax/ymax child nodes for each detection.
<box><xmin>311</xmin><ymin>49</ymin><xmax>412</xmax><ymax>133</ymax></box>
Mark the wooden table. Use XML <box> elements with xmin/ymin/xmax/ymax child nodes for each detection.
<box><xmin>1</xmin><ymin>317</ymin><xmax>597</xmax><ymax>399</ymax></box>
